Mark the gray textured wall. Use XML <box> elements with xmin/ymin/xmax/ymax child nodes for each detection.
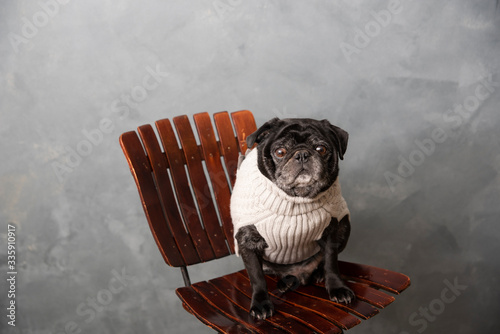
<box><xmin>1</xmin><ymin>0</ymin><xmax>500</xmax><ymax>333</ymax></box>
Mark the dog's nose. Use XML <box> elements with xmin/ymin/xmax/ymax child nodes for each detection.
<box><xmin>294</xmin><ymin>150</ymin><xmax>309</xmax><ymax>163</ymax></box>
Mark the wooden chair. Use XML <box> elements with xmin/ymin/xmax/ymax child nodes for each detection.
<box><xmin>119</xmin><ymin>110</ymin><xmax>410</xmax><ymax>333</ymax></box>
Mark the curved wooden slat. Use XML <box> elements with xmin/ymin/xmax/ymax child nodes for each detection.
<box><xmin>263</xmin><ymin>275</ymin><xmax>361</xmax><ymax>330</ymax></box>
<box><xmin>208</xmin><ymin>277</ymin><xmax>313</xmax><ymax>334</ymax></box>
<box><xmin>213</xmin><ymin>111</ymin><xmax>240</xmax><ymax>186</ymax></box>
<box><xmin>191</xmin><ymin>281</ymin><xmax>284</xmax><ymax>334</ymax></box>
<box><xmin>173</xmin><ymin>115</ymin><xmax>231</xmax><ymax>259</ymax></box>
<box><xmin>231</xmin><ymin>110</ymin><xmax>257</xmax><ymax>153</ymax></box>
<box><xmin>339</xmin><ymin>261</ymin><xmax>411</xmax><ymax>294</ymax></box>
<box><xmin>119</xmin><ymin>131</ymin><xmax>184</xmax><ymax>267</ymax></box>
<box><xmin>224</xmin><ymin>272</ymin><xmax>343</xmax><ymax>334</ymax></box>
<box><xmin>345</xmin><ymin>281</ymin><xmax>395</xmax><ymax>308</ymax></box>
<box><xmin>294</xmin><ymin>282</ymin><xmax>380</xmax><ymax>320</ymax></box>
<box><xmin>155</xmin><ymin>119</ymin><xmax>216</xmax><ymax>263</ymax></box>
<box><xmin>260</xmin><ymin>274</ymin><xmax>360</xmax><ymax>330</ymax></box>
<box><xmin>176</xmin><ymin>287</ymin><xmax>254</xmax><ymax>334</ymax></box>
<box><xmin>137</xmin><ymin>124</ymin><xmax>201</xmax><ymax>265</ymax></box>
<box><xmin>194</xmin><ymin>112</ymin><xmax>235</xmax><ymax>253</ymax></box>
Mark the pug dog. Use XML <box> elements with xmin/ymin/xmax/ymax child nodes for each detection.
<box><xmin>230</xmin><ymin>117</ymin><xmax>355</xmax><ymax>320</ymax></box>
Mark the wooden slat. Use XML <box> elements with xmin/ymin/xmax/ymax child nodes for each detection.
<box><xmin>300</xmin><ymin>283</ymin><xmax>380</xmax><ymax>319</ymax></box>
<box><xmin>267</xmin><ymin>276</ymin><xmax>380</xmax><ymax>319</ymax></box>
<box><xmin>137</xmin><ymin>125</ymin><xmax>201</xmax><ymax>265</ymax></box>
<box><xmin>263</xmin><ymin>276</ymin><xmax>361</xmax><ymax>330</ymax></box>
<box><xmin>193</xmin><ymin>112</ymin><xmax>235</xmax><ymax>253</ymax></box>
<box><xmin>179</xmin><ymin>264</ymin><xmax>404</xmax><ymax>333</ymax></box>
<box><xmin>231</xmin><ymin>110</ymin><xmax>258</xmax><ymax>153</ymax></box>
<box><xmin>209</xmin><ymin>277</ymin><xmax>316</xmax><ymax>334</ymax></box>
<box><xmin>339</xmin><ymin>261</ymin><xmax>411</xmax><ymax>294</ymax></box>
<box><xmin>176</xmin><ymin>287</ymin><xmax>253</xmax><ymax>334</ymax></box>
<box><xmin>213</xmin><ymin>111</ymin><xmax>240</xmax><ymax>186</ymax></box>
<box><xmin>264</xmin><ymin>266</ymin><xmax>397</xmax><ymax>310</ymax></box>
<box><xmin>223</xmin><ymin>272</ymin><xmax>343</xmax><ymax>334</ymax></box>
<box><xmin>119</xmin><ymin>131</ymin><xmax>184</xmax><ymax>267</ymax></box>
<box><xmin>191</xmin><ymin>281</ymin><xmax>284</xmax><ymax>334</ymax></box>
<box><xmin>155</xmin><ymin>119</ymin><xmax>216</xmax><ymax>263</ymax></box>
<box><xmin>345</xmin><ymin>281</ymin><xmax>395</xmax><ymax>308</ymax></box>
<box><xmin>173</xmin><ymin>115</ymin><xmax>231</xmax><ymax>259</ymax></box>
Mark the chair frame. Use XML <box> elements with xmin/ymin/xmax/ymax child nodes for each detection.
<box><xmin>120</xmin><ymin>110</ymin><xmax>410</xmax><ymax>333</ymax></box>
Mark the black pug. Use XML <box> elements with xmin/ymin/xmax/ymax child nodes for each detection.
<box><xmin>230</xmin><ymin>117</ymin><xmax>355</xmax><ymax>320</ymax></box>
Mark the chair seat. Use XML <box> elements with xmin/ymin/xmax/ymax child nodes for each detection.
<box><xmin>176</xmin><ymin>260</ymin><xmax>410</xmax><ymax>333</ymax></box>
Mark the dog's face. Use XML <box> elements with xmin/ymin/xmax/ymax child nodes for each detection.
<box><xmin>246</xmin><ymin>118</ymin><xmax>348</xmax><ymax>198</ymax></box>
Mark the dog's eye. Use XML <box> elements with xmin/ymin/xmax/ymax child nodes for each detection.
<box><xmin>274</xmin><ymin>148</ymin><xmax>287</xmax><ymax>158</ymax></box>
<box><xmin>315</xmin><ymin>145</ymin><xmax>327</xmax><ymax>155</ymax></box>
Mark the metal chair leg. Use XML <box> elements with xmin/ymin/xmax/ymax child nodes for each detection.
<box><xmin>180</xmin><ymin>266</ymin><xmax>191</xmax><ymax>287</ymax></box>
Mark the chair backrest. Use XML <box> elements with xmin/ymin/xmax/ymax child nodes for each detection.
<box><xmin>119</xmin><ymin>110</ymin><xmax>257</xmax><ymax>268</ymax></box>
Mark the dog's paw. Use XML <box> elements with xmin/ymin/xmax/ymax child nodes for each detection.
<box><xmin>327</xmin><ymin>285</ymin><xmax>355</xmax><ymax>304</ymax></box>
<box><xmin>250</xmin><ymin>294</ymin><xmax>274</xmax><ymax>320</ymax></box>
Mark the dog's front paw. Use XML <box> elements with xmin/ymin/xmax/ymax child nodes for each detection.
<box><xmin>250</xmin><ymin>292</ymin><xmax>274</xmax><ymax>320</ymax></box>
<box><xmin>326</xmin><ymin>277</ymin><xmax>355</xmax><ymax>304</ymax></box>
<box><xmin>328</xmin><ymin>286</ymin><xmax>355</xmax><ymax>304</ymax></box>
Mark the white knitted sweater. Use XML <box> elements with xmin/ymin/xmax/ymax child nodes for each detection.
<box><xmin>231</xmin><ymin>149</ymin><xmax>350</xmax><ymax>265</ymax></box>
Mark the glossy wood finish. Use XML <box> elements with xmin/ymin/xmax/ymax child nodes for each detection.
<box><xmin>155</xmin><ymin>118</ymin><xmax>218</xmax><ymax>262</ymax></box>
<box><xmin>173</xmin><ymin>115</ymin><xmax>230</xmax><ymax>259</ymax></box>
<box><xmin>213</xmin><ymin>112</ymin><xmax>240</xmax><ymax>186</ymax></box>
<box><xmin>120</xmin><ymin>110</ymin><xmax>255</xmax><ymax>266</ymax></box>
<box><xmin>119</xmin><ymin>130</ymin><xmax>185</xmax><ymax>267</ymax></box>
<box><xmin>120</xmin><ymin>110</ymin><xmax>411</xmax><ymax>333</ymax></box>
<box><xmin>231</xmin><ymin>110</ymin><xmax>258</xmax><ymax>153</ymax></box>
<box><xmin>177</xmin><ymin>261</ymin><xmax>410</xmax><ymax>333</ymax></box>
<box><xmin>193</xmin><ymin>112</ymin><xmax>235</xmax><ymax>252</ymax></box>
<box><xmin>137</xmin><ymin>124</ymin><xmax>201</xmax><ymax>265</ymax></box>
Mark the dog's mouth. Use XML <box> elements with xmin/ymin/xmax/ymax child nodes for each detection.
<box><xmin>294</xmin><ymin>170</ymin><xmax>313</xmax><ymax>186</ymax></box>
<box><xmin>282</xmin><ymin>169</ymin><xmax>319</xmax><ymax>197</ymax></box>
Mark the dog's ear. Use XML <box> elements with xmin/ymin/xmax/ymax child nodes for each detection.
<box><xmin>323</xmin><ymin>120</ymin><xmax>348</xmax><ymax>160</ymax></box>
<box><xmin>246</xmin><ymin>118</ymin><xmax>280</xmax><ymax>148</ymax></box>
